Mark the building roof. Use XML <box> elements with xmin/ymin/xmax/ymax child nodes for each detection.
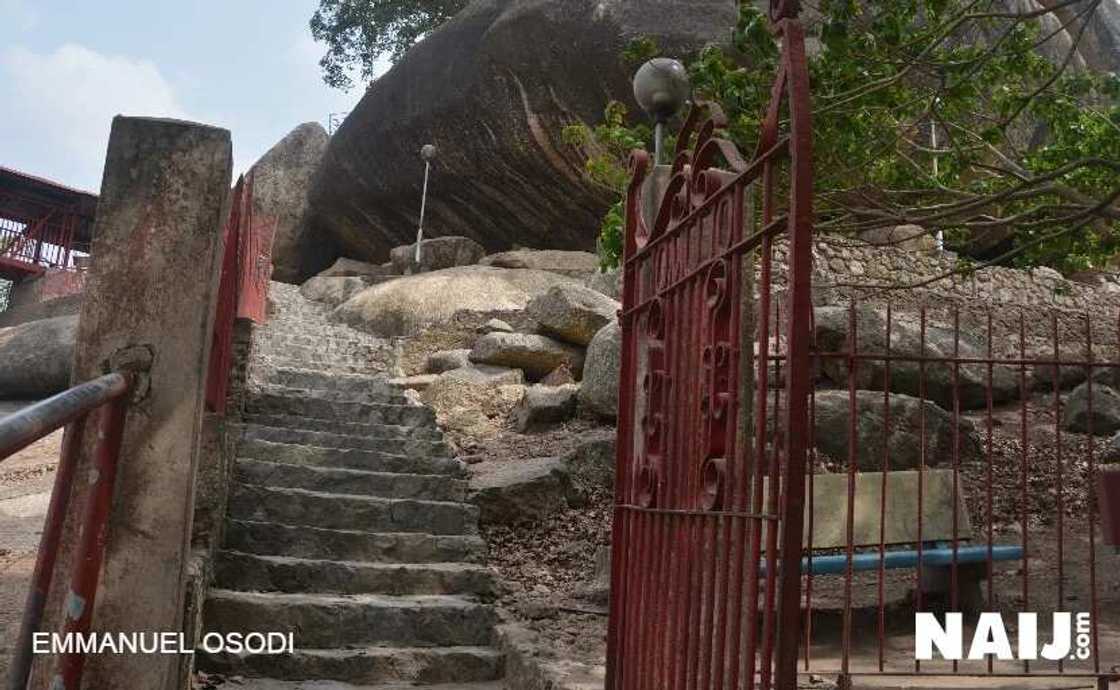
<box><xmin>0</xmin><ymin>166</ymin><xmax>98</xmax><ymax>243</ymax></box>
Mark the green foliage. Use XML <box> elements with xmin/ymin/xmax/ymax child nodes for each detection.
<box><xmin>310</xmin><ymin>0</ymin><xmax>468</xmax><ymax>89</ymax></box>
<box><xmin>574</xmin><ymin>2</ymin><xmax>1120</xmax><ymax>272</ymax></box>
<box><xmin>563</xmin><ymin>102</ymin><xmax>654</xmax><ymax>268</ymax></box>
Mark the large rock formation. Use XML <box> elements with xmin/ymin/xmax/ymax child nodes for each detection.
<box><xmin>333</xmin><ymin>265</ymin><xmax>583</xmax><ymax>337</ymax></box>
<box><xmin>0</xmin><ymin>315</ymin><xmax>77</xmax><ymax>398</ymax></box>
<box><xmin>308</xmin><ymin>0</ymin><xmax>737</xmax><ymax>263</ymax></box>
<box><xmin>250</xmin><ymin>122</ymin><xmax>331</xmax><ymax>284</ymax></box>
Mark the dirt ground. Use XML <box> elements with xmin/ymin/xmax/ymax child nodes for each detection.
<box><xmin>0</xmin><ymin>400</ymin><xmax>61</xmax><ymax>682</ymax></box>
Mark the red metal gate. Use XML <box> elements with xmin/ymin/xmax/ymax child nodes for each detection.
<box><xmin>606</xmin><ymin>3</ymin><xmax>814</xmax><ymax>689</ymax></box>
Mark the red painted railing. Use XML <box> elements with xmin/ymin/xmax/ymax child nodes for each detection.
<box><xmin>1</xmin><ymin>373</ymin><xmax>134</xmax><ymax>690</ymax></box>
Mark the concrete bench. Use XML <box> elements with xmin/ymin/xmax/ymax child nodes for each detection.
<box><xmin>770</xmin><ymin>470</ymin><xmax>1024</xmax><ymax>612</ymax></box>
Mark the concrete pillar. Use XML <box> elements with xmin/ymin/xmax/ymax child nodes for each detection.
<box><xmin>32</xmin><ymin>117</ymin><xmax>231</xmax><ymax>690</ymax></box>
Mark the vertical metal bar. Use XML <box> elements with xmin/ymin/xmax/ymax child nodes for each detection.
<box><xmin>1087</xmin><ymin>313</ymin><xmax>1100</xmax><ymax>673</ymax></box>
<box><xmin>56</xmin><ymin>398</ymin><xmax>128</xmax><ymax>689</ymax></box>
<box><xmin>841</xmin><ymin>303</ymin><xmax>858</xmax><ymax>679</ymax></box>
<box><xmin>743</xmin><ymin>226</ymin><xmax>773</xmax><ymax>690</ymax></box>
<box><xmin>761</xmin><ymin>299</ymin><xmax>783</xmax><ymax>689</ymax></box>
<box><xmin>915</xmin><ymin>307</ymin><xmax>928</xmax><ymax>675</ymax></box>
<box><xmin>8</xmin><ymin>418</ymin><xmax>88</xmax><ymax>690</ymax></box>
<box><xmin>803</xmin><ymin>306</ymin><xmax>818</xmax><ymax>674</ymax></box>
<box><xmin>951</xmin><ymin>309</ymin><xmax>961</xmax><ymax>675</ymax></box>
<box><xmin>1019</xmin><ymin>310</ymin><xmax>1031</xmax><ymax>675</ymax></box>
<box><xmin>1052</xmin><ymin>312</ymin><xmax>1065</xmax><ymax>675</ymax></box>
<box><xmin>877</xmin><ymin>302</ymin><xmax>892</xmax><ymax>672</ymax></box>
<box><xmin>985</xmin><ymin>310</ymin><xmax>995</xmax><ymax>676</ymax></box>
<box><xmin>774</xmin><ymin>17</ymin><xmax>814</xmax><ymax>688</ymax></box>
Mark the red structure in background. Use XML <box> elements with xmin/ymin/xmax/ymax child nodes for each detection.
<box><xmin>0</xmin><ymin>167</ymin><xmax>97</xmax><ymax>281</ymax></box>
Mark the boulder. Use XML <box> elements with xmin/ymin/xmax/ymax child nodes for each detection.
<box><xmin>316</xmin><ymin>257</ymin><xmax>395</xmax><ymax>279</ymax></box>
<box><xmin>470</xmin><ymin>457</ymin><xmax>574</xmax><ymax>525</ymax></box>
<box><xmin>1030</xmin><ymin>358</ymin><xmax>1116</xmax><ymax>392</ymax></box>
<box><xmin>478</xmin><ymin>318</ymin><xmax>515</xmax><ymax>334</ymax></box>
<box><xmin>332</xmin><ymin>266</ymin><xmax>582</xmax><ymax>337</ymax></box>
<box><xmin>389</xmin><ymin>236</ymin><xmax>487</xmax><ymax>275</ymax></box>
<box><xmin>513</xmin><ymin>384</ymin><xmax>579</xmax><ymax>432</ymax></box>
<box><xmin>541</xmin><ymin>363</ymin><xmax>576</xmax><ymax>386</ymax></box>
<box><xmin>1063</xmin><ymin>382</ymin><xmax>1120</xmax><ymax>435</ymax></box>
<box><xmin>422</xmin><ymin>377</ymin><xmax>526</xmax><ymax>440</ymax></box>
<box><xmin>0</xmin><ymin>315</ymin><xmax>77</xmax><ymax>398</ymax></box>
<box><xmin>388</xmin><ymin>374</ymin><xmax>440</xmax><ymax>391</ymax></box>
<box><xmin>469</xmin><ymin>332</ymin><xmax>585</xmax><ymax>380</ymax></box>
<box><xmin>578</xmin><ymin>321</ymin><xmax>621</xmax><ymax>418</ymax></box>
<box><xmin>441</xmin><ymin>363</ymin><xmax>525</xmax><ymax>386</ymax></box>
<box><xmin>814</xmin><ymin>305</ymin><xmax>1019</xmax><ymax>410</ymax></box>
<box><xmin>307</xmin><ymin>0</ymin><xmax>737</xmax><ymax>262</ymax></box>
<box><xmin>527</xmin><ymin>284</ymin><xmax>619</xmax><ymax>346</ymax></box>
<box><xmin>574</xmin><ymin>545</ymin><xmax>611</xmax><ymax>605</ymax></box>
<box><xmin>858</xmin><ymin>224</ymin><xmax>937</xmax><ymax>252</ymax></box>
<box><xmin>249</xmin><ymin>122</ymin><xmax>332</xmax><ymax>283</ymax></box>
<box><xmin>480</xmin><ymin>250</ymin><xmax>600</xmax><ymax>277</ymax></box>
<box><xmin>808</xmin><ymin>390</ymin><xmax>981</xmax><ymax>471</ymax></box>
<box><xmin>563</xmin><ymin>434</ymin><xmax>616</xmax><ymax>491</ymax></box>
<box><xmin>427</xmin><ymin>349</ymin><xmax>473</xmax><ymax>374</ymax></box>
<box><xmin>299</xmin><ymin>276</ymin><xmax>369</xmax><ymax>307</ymax></box>
<box><xmin>1105</xmin><ymin>431</ymin><xmax>1120</xmax><ymax>463</ymax></box>
<box><xmin>586</xmin><ymin>269</ymin><xmax>622</xmax><ymax>301</ymax></box>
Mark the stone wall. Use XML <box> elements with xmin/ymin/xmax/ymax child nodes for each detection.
<box><xmin>766</xmin><ymin>234</ymin><xmax>1120</xmax><ymax>354</ymax></box>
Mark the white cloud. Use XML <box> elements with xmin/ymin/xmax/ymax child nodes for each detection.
<box><xmin>1</xmin><ymin>43</ymin><xmax>187</xmax><ymax>189</ymax></box>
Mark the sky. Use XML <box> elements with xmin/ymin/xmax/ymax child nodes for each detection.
<box><xmin>0</xmin><ymin>0</ymin><xmax>388</xmax><ymax>193</ymax></box>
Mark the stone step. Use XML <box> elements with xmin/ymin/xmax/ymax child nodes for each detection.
<box><xmin>248</xmin><ymin>384</ymin><xmax>402</xmax><ymax>406</ymax></box>
<box><xmin>242</xmin><ymin>414</ymin><xmax>443</xmax><ymax>442</ymax></box>
<box><xmin>253</xmin><ymin>342</ymin><xmax>386</xmax><ymax>363</ymax></box>
<box><xmin>228</xmin><ymin>484</ymin><xmax>479</xmax><ymax>535</ymax></box>
<box><xmin>257</xmin><ymin>360</ymin><xmax>386</xmax><ymax>376</ymax></box>
<box><xmin>198</xmin><ymin>645</ymin><xmax>502</xmax><ymax>685</ymax></box>
<box><xmin>247</xmin><ymin>392</ymin><xmax>435</xmax><ymax>427</ymax></box>
<box><xmin>263</xmin><ymin>368</ymin><xmax>397</xmax><ymax>395</ymax></box>
<box><xmin>239</xmin><ymin>424</ymin><xmax>449</xmax><ymax>457</ymax></box>
<box><xmin>238</xmin><ymin>439</ymin><xmax>463</xmax><ymax>476</ymax></box>
<box><xmin>204</xmin><ymin>590</ymin><xmax>496</xmax><ymax>648</ymax></box>
<box><xmin>235</xmin><ymin>460</ymin><xmax>467</xmax><ymax>502</ymax></box>
<box><xmin>215</xmin><ymin>551</ymin><xmax>495</xmax><ymax>597</ymax></box>
<box><xmin>224</xmin><ymin>521</ymin><xmax>487</xmax><ymax>563</ymax></box>
<box><xmin>213</xmin><ymin>679</ymin><xmax>504</xmax><ymax>690</ymax></box>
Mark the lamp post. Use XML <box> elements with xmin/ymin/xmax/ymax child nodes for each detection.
<box><xmin>632</xmin><ymin>58</ymin><xmax>691</xmax><ymax>164</ymax></box>
<box><xmin>415</xmin><ymin>144</ymin><xmax>438</xmax><ymax>266</ymax></box>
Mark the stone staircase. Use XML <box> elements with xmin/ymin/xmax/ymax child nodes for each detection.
<box><xmin>198</xmin><ymin>283</ymin><xmax>503</xmax><ymax>688</ymax></box>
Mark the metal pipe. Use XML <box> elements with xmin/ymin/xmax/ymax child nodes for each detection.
<box><xmin>56</xmin><ymin>397</ymin><xmax>128</xmax><ymax>689</ymax></box>
<box><xmin>7</xmin><ymin>418</ymin><xmax>87</xmax><ymax>690</ymax></box>
<box><xmin>415</xmin><ymin>160</ymin><xmax>431</xmax><ymax>265</ymax></box>
<box><xmin>0</xmin><ymin>373</ymin><xmax>131</xmax><ymax>461</ymax></box>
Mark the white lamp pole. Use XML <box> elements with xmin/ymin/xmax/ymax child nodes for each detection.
<box><xmin>416</xmin><ymin>144</ymin><xmax>438</xmax><ymax>266</ymax></box>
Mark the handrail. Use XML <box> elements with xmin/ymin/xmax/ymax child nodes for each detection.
<box><xmin>0</xmin><ymin>373</ymin><xmax>130</xmax><ymax>458</ymax></box>
<box><xmin>3</xmin><ymin>372</ymin><xmax>133</xmax><ymax>690</ymax></box>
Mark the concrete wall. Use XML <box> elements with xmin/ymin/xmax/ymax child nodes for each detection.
<box><xmin>31</xmin><ymin>116</ymin><xmax>232</xmax><ymax>690</ymax></box>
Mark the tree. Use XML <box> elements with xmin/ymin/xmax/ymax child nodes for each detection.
<box><xmin>310</xmin><ymin>0</ymin><xmax>468</xmax><ymax>90</ymax></box>
<box><xmin>570</xmin><ymin>1</ymin><xmax>1120</xmax><ymax>273</ymax></box>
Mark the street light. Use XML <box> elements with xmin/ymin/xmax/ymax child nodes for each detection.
<box><xmin>415</xmin><ymin>144</ymin><xmax>438</xmax><ymax>266</ymax></box>
<box><xmin>632</xmin><ymin>58</ymin><xmax>691</xmax><ymax>164</ymax></box>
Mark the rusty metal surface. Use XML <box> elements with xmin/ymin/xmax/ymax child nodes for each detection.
<box><xmin>236</xmin><ymin>171</ymin><xmax>274</xmax><ymax>324</ymax></box>
<box><xmin>6</xmin><ymin>420</ymin><xmax>86</xmax><ymax>690</ymax></box>
<box><xmin>607</xmin><ymin>10</ymin><xmax>814</xmax><ymax>689</ymax></box>
<box><xmin>55</xmin><ymin>397</ymin><xmax>128</xmax><ymax>690</ymax></box>
<box><xmin>206</xmin><ymin>176</ymin><xmax>245</xmax><ymax>414</ymax></box>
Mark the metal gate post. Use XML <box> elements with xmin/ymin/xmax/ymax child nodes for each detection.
<box><xmin>772</xmin><ymin>10</ymin><xmax>815</xmax><ymax>689</ymax></box>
